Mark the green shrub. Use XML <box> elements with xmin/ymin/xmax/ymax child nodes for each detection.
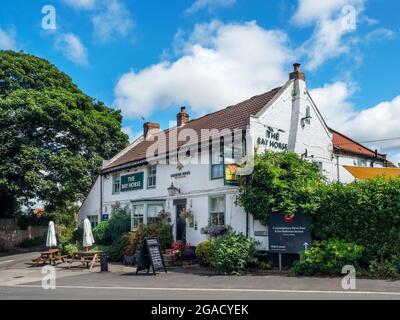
<box><xmin>143</xmin><ymin>223</ymin><xmax>173</xmax><ymax>250</ymax></box>
<box><xmin>292</xmin><ymin>240</ymin><xmax>364</xmax><ymax>276</ymax></box>
<box><xmin>369</xmin><ymin>257</ymin><xmax>400</xmax><ymax>278</ymax></box>
<box><xmin>209</xmin><ymin>232</ymin><xmax>259</xmax><ymax>275</ymax></box>
<box><xmin>195</xmin><ymin>241</ymin><xmax>212</xmax><ymax>267</ymax></box>
<box><xmin>259</xmin><ymin>261</ymin><xmax>273</xmax><ymax>270</ymax></box>
<box><xmin>122</xmin><ymin>223</ymin><xmax>174</xmax><ymax>257</ymax></box>
<box><xmin>93</xmin><ymin>221</ymin><xmax>111</xmax><ymax>244</ymax></box>
<box><xmin>43</xmin><ymin>207</ymin><xmax>78</xmax><ymax>229</ymax></box>
<box><xmin>72</xmin><ymin>227</ymin><xmax>84</xmax><ymax>242</ymax></box>
<box><xmin>93</xmin><ymin>205</ymin><xmax>131</xmax><ymax>245</ymax></box>
<box><xmin>16</xmin><ymin>214</ymin><xmax>49</xmax><ymax>230</ymax></box>
<box><xmin>108</xmin><ymin>234</ymin><xmax>130</xmax><ymax>262</ymax></box>
<box><xmin>63</xmin><ymin>243</ymin><xmax>79</xmax><ymax>256</ymax></box>
<box><xmin>108</xmin><ymin>211</ymin><xmax>131</xmax><ymax>241</ymax></box>
<box><xmin>237</xmin><ymin>151</ymin><xmax>324</xmax><ymax>225</ymax></box>
<box><xmin>310</xmin><ymin>178</ymin><xmax>400</xmax><ymax>264</ymax></box>
<box><xmin>18</xmin><ymin>235</ymin><xmax>45</xmax><ymax>248</ymax></box>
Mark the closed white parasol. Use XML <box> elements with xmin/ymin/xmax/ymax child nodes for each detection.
<box><xmin>46</xmin><ymin>221</ymin><xmax>57</xmax><ymax>248</ymax></box>
<box><xmin>83</xmin><ymin>218</ymin><xmax>95</xmax><ymax>249</ymax></box>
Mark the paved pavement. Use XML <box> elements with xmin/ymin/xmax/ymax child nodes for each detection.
<box><xmin>1</xmin><ymin>252</ymin><xmax>400</xmax><ymax>300</ymax></box>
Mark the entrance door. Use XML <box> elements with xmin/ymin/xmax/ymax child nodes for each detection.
<box><xmin>174</xmin><ymin>199</ymin><xmax>187</xmax><ymax>242</ymax></box>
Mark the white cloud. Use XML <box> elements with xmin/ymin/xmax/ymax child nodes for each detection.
<box><xmin>0</xmin><ymin>27</ymin><xmax>17</xmax><ymax>50</ymax></box>
<box><xmin>63</xmin><ymin>0</ymin><xmax>96</xmax><ymax>10</ymax></box>
<box><xmin>114</xmin><ymin>21</ymin><xmax>292</xmax><ymax>119</ymax></box>
<box><xmin>55</xmin><ymin>33</ymin><xmax>88</xmax><ymax>65</ymax></box>
<box><xmin>92</xmin><ymin>0</ymin><xmax>133</xmax><ymax>42</ymax></box>
<box><xmin>310</xmin><ymin>82</ymin><xmax>356</xmax><ymax>129</ymax></box>
<box><xmin>186</xmin><ymin>0</ymin><xmax>236</xmax><ymax>14</ymax></box>
<box><xmin>292</xmin><ymin>0</ymin><xmax>364</xmax><ymax>25</ymax></box>
<box><xmin>364</xmin><ymin>28</ymin><xmax>396</xmax><ymax>43</ymax></box>
<box><xmin>310</xmin><ymin>82</ymin><xmax>400</xmax><ymax>159</ymax></box>
<box><xmin>293</xmin><ymin>0</ymin><xmax>365</xmax><ymax>70</ymax></box>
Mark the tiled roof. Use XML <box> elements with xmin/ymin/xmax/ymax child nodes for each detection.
<box><xmin>330</xmin><ymin>128</ymin><xmax>386</xmax><ymax>160</ymax></box>
<box><xmin>103</xmin><ymin>87</ymin><xmax>386</xmax><ymax>172</ymax></box>
<box><xmin>104</xmin><ymin>87</ymin><xmax>282</xmax><ymax>171</ymax></box>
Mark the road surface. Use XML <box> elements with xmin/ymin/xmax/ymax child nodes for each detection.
<box><xmin>1</xmin><ymin>252</ymin><xmax>399</xmax><ymax>300</ymax></box>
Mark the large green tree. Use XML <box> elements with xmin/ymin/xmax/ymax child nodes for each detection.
<box><xmin>236</xmin><ymin>151</ymin><xmax>325</xmax><ymax>225</ymax></box>
<box><xmin>0</xmin><ymin>51</ymin><xmax>129</xmax><ymax>217</ymax></box>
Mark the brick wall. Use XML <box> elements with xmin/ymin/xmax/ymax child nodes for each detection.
<box><xmin>0</xmin><ymin>220</ymin><xmax>47</xmax><ymax>251</ymax></box>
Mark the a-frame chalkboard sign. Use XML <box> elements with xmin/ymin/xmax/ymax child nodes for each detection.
<box><xmin>136</xmin><ymin>237</ymin><xmax>167</xmax><ymax>275</ymax></box>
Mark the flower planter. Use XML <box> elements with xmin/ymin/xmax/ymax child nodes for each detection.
<box><xmin>182</xmin><ymin>246</ymin><xmax>196</xmax><ymax>261</ymax></box>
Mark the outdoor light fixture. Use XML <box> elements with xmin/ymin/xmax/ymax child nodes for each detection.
<box><xmin>301</xmin><ymin>115</ymin><xmax>312</xmax><ymax>128</ymax></box>
<box><xmin>167</xmin><ymin>183</ymin><xmax>181</xmax><ymax>197</ymax></box>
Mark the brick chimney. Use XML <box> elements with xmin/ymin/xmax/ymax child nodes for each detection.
<box><xmin>177</xmin><ymin>106</ymin><xmax>190</xmax><ymax>127</ymax></box>
<box><xmin>289</xmin><ymin>63</ymin><xmax>305</xmax><ymax>81</ymax></box>
<box><xmin>143</xmin><ymin>122</ymin><xmax>160</xmax><ymax>139</ymax></box>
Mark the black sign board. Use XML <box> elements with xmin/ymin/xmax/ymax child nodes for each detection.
<box><xmin>136</xmin><ymin>237</ymin><xmax>167</xmax><ymax>275</ymax></box>
<box><xmin>268</xmin><ymin>213</ymin><xmax>312</xmax><ymax>254</ymax></box>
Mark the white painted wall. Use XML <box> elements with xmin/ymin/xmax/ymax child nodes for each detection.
<box><xmin>78</xmin><ymin>177</ymin><xmax>100</xmax><ymax>222</ymax></box>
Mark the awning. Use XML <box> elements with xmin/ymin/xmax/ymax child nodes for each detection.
<box><xmin>343</xmin><ymin>166</ymin><xmax>400</xmax><ymax>180</ymax></box>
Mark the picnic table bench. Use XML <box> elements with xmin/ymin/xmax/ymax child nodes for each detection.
<box><xmin>32</xmin><ymin>249</ymin><xmax>67</xmax><ymax>267</ymax></box>
<box><xmin>67</xmin><ymin>250</ymin><xmax>102</xmax><ymax>270</ymax></box>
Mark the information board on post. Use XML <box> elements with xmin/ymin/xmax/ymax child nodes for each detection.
<box><xmin>268</xmin><ymin>213</ymin><xmax>312</xmax><ymax>254</ymax></box>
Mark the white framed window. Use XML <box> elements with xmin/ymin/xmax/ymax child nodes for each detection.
<box><xmin>147</xmin><ymin>165</ymin><xmax>157</xmax><ymax>188</ymax></box>
<box><xmin>147</xmin><ymin>203</ymin><xmax>164</xmax><ymax>224</ymax></box>
<box><xmin>210</xmin><ymin>145</ymin><xmax>224</xmax><ymax>180</ymax></box>
<box><xmin>87</xmin><ymin>215</ymin><xmax>99</xmax><ymax>229</ymax></box>
<box><xmin>112</xmin><ymin>174</ymin><xmax>121</xmax><ymax>194</ymax></box>
<box><xmin>132</xmin><ymin>204</ymin><xmax>144</xmax><ymax>230</ymax></box>
<box><xmin>209</xmin><ymin>196</ymin><xmax>225</xmax><ymax>226</ymax></box>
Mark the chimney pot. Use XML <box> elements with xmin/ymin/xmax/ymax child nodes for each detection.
<box><xmin>177</xmin><ymin>106</ymin><xmax>190</xmax><ymax>127</ymax></box>
<box><xmin>290</xmin><ymin>62</ymin><xmax>305</xmax><ymax>81</ymax></box>
<box><xmin>143</xmin><ymin>122</ymin><xmax>160</xmax><ymax>139</ymax></box>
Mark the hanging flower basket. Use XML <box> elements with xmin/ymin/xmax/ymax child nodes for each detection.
<box><xmin>179</xmin><ymin>208</ymin><xmax>193</xmax><ymax>221</ymax></box>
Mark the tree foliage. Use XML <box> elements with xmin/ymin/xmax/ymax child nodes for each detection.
<box><xmin>236</xmin><ymin>151</ymin><xmax>324</xmax><ymax>225</ymax></box>
<box><xmin>310</xmin><ymin>178</ymin><xmax>400</xmax><ymax>263</ymax></box>
<box><xmin>0</xmin><ymin>51</ymin><xmax>129</xmax><ymax>217</ymax></box>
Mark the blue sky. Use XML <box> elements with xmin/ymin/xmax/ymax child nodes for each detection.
<box><xmin>1</xmin><ymin>0</ymin><xmax>400</xmax><ymax>162</ymax></box>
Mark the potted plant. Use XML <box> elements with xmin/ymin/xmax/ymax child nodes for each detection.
<box><xmin>180</xmin><ymin>208</ymin><xmax>194</xmax><ymax>227</ymax></box>
<box><xmin>158</xmin><ymin>209</ymin><xmax>171</xmax><ymax>224</ymax></box>
<box><xmin>182</xmin><ymin>243</ymin><xmax>196</xmax><ymax>261</ymax></box>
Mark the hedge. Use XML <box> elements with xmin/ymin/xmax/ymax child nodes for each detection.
<box><xmin>309</xmin><ymin>178</ymin><xmax>400</xmax><ymax>263</ymax></box>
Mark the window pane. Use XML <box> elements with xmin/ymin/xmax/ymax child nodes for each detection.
<box><xmin>211</xmin><ymin>164</ymin><xmax>224</xmax><ymax>178</ymax></box>
<box><xmin>148</xmin><ymin>166</ymin><xmax>157</xmax><ymax>187</ymax></box>
<box><xmin>148</xmin><ymin>204</ymin><xmax>163</xmax><ymax>218</ymax></box>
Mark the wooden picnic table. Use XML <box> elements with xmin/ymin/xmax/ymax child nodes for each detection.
<box><xmin>68</xmin><ymin>250</ymin><xmax>102</xmax><ymax>270</ymax></box>
<box><xmin>32</xmin><ymin>249</ymin><xmax>67</xmax><ymax>267</ymax></box>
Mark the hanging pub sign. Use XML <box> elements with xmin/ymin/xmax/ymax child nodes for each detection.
<box><xmin>224</xmin><ymin>157</ymin><xmax>239</xmax><ymax>186</ymax></box>
<box><xmin>136</xmin><ymin>237</ymin><xmax>167</xmax><ymax>275</ymax></box>
<box><xmin>121</xmin><ymin>172</ymin><xmax>144</xmax><ymax>192</ymax></box>
<box><xmin>268</xmin><ymin>213</ymin><xmax>312</xmax><ymax>254</ymax></box>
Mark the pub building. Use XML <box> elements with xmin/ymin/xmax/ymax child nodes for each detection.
<box><xmin>79</xmin><ymin>64</ymin><xmax>390</xmax><ymax>250</ymax></box>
